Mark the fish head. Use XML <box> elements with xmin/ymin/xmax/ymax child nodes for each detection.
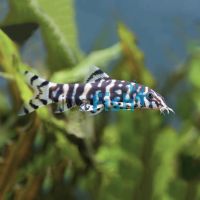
<box><xmin>143</xmin><ymin>88</ymin><xmax>174</xmax><ymax>114</ymax></box>
<box><xmin>133</xmin><ymin>86</ymin><xmax>174</xmax><ymax>114</ymax></box>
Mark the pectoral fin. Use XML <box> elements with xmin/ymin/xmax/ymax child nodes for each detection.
<box><xmin>80</xmin><ymin>103</ymin><xmax>104</xmax><ymax>115</ymax></box>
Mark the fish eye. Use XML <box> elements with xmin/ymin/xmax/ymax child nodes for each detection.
<box><xmin>147</xmin><ymin>92</ymin><xmax>154</xmax><ymax>101</ymax></box>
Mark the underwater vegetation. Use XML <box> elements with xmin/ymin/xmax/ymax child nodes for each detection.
<box><xmin>0</xmin><ymin>0</ymin><xmax>200</xmax><ymax>199</ymax></box>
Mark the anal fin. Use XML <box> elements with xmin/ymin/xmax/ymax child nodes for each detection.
<box><xmin>89</xmin><ymin>106</ymin><xmax>104</xmax><ymax>115</ymax></box>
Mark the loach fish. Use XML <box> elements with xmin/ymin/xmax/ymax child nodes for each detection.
<box><xmin>19</xmin><ymin>66</ymin><xmax>174</xmax><ymax>116</ymax></box>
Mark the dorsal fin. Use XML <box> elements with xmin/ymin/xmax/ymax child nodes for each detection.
<box><xmin>85</xmin><ymin>66</ymin><xmax>110</xmax><ymax>83</ymax></box>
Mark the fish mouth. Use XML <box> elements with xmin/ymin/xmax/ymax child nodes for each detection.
<box><xmin>159</xmin><ymin>106</ymin><xmax>175</xmax><ymax>115</ymax></box>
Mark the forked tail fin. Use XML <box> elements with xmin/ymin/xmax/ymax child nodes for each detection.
<box><xmin>19</xmin><ymin>71</ymin><xmax>53</xmax><ymax>116</ymax></box>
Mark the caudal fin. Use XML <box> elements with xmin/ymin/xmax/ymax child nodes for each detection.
<box><xmin>19</xmin><ymin>71</ymin><xmax>53</xmax><ymax>116</ymax></box>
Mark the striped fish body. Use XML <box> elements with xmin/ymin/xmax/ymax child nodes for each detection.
<box><xmin>51</xmin><ymin>81</ymin><xmax>141</xmax><ymax>104</ymax></box>
<box><xmin>19</xmin><ymin>67</ymin><xmax>174</xmax><ymax>115</ymax></box>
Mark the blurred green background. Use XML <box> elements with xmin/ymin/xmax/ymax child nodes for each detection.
<box><xmin>0</xmin><ymin>0</ymin><xmax>200</xmax><ymax>200</ymax></box>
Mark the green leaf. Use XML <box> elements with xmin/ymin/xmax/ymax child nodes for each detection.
<box><xmin>51</xmin><ymin>43</ymin><xmax>122</xmax><ymax>83</ymax></box>
<box><xmin>188</xmin><ymin>51</ymin><xmax>200</xmax><ymax>88</ymax></box>
<box><xmin>153</xmin><ymin>127</ymin><xmax>178</xmax><ymax>200</ymax></box>
<box><xmin>0</xmin><ymin>29</ymin><xmax>32</xmax><ymax>102</ymax></box>
<box><xmin>2</xmin><ymin>0</ymin><xmax>82</xmax><ymax>69</ymax></box>
<box><xmin>118</xmin><ymin>22</ymin><xmax>155</xmax><ymax>86</ymax></box>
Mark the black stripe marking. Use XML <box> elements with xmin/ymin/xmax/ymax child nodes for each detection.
<box><xmin>66</xmin><ymin>100</ymin><xmax>72</xmax><ymax>108</ymax></box>
<box><xmin>30</xmin><ymin>75</ymin><xmax>38</xmax><ymax>85</ymax></box>
<box><xmin>84</xmin><ymin>83</ymin><xmax>99</xmax><ymax>104</ymax></box>
<box><xmin>86</xmin><ymin>69</ymin><xmax>102</xmax><ymax>82</ymax></box>
<box><xmin>29</xmin><ymin>100</ymin><xmax>38</xmax><ymax>109</ymax></box>
<box><xmin>100</xmin><ymin>80</ymin><xmax>112</xmax><ymax>104</ymax></box>
<box><xmin>53</xmin><ymin>84</ymin><xmax>63</xmax><ymax>103</ymax></box>
<box><xmin>75</xmin><ymin>84</ymin><xmax>84</xmax><ymax>105</ymax></box>
<box><xmin>39</xmin><ymin>81</ymin><xmax>49</xmax><ymax>88</ymax></box>
<box><xmin>49</xmin><ymin>85</ymin><xmax>58</xmax><ymax>100</ymax></box>
<box><xmin>39</xmin><ymin>99</ymin><xmax>48</xmax><ymax>105</ymax></box>
<box><xmin>66</xmin><ymin>84</ymin><xmax>74</xmax><ymax>108</ymax></box>
<box><xmin>109</xmin><ymin>81</ymin><xmax>122</xmax><ymax>102</ymax></box>
<box><xmin>154</xmin><ymin>101</ymin><xmax>159</xmax><ymax>107</ymax></box>
<box><xmin>24</xmin><ymin>107</ymin><xmax>29</xmax><ymax>114</ymax></box>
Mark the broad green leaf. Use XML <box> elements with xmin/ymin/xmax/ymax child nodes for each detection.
<box><xmin>2</xmin><ymin>0</ymin><xmax>82</xmax><ymax>69</ymax></box>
